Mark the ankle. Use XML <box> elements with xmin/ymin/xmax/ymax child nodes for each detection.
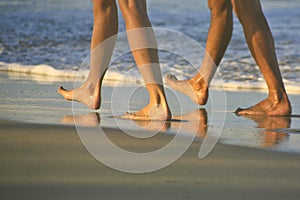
<box><xmin>189</xmin><ymin>77</ymin><xmax>208</xmax><ymax>91</ymax></box>
<box><xmin>268</xmin><ymin>89</ymin><xmax>289</xmax><ymax>104</ymax></box>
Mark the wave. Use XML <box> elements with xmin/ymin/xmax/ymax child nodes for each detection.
<box><xmin>211</xmin><ymin>79</ymin><xmax>300</xmax><ymax>94</ymax></box>
<box><xmin>1</xmin><ymin>62</ymin><xmax>300</xmax><ymax>93</ymax></box>
<box><xmin>0</xmin><ymin>62</ymin><xmax>142</xmax><ymax>84</ymax></box>
<box><xmin>0</xmin><ymin>62</ymin><xmax>87</xmax><ymax>78</ymax></box>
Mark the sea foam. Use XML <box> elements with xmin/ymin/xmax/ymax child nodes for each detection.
<box><xmin>0</xmin><ymin>62</ymin><xmax>142</xmax><ymax>84</ymax></box>
<box><xmin>1</xmin><ymin>62</ymin><xmax>300</xmax><ymax>93</ymax></box>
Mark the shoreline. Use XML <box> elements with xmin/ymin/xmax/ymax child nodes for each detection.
<box><xmin>1</xmin><ymin>73</ymin><xmax>300</xmax><ymax>154</ymax></box>
<box><xmin>1</xmin><ymin>70</ymin><xmax>300</xmax><ymax>199</ymax></box>
<box><xmin>2</xmin><ymin>69</ymin><xmax>300</xmax><ymax>94</ymax></box>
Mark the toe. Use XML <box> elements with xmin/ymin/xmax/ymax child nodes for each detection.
<box><xmin>166</xmin><ymin>74</ymin><xmax>178</xmax><ymax>82</ymax></box>
<box><xmin>122</xmin><ymin>112</ymin><xmax>132</xmax><ymax>119</ymax></box>
<box><xmin>235</xmin><ymin>107</ymin><xmax>266</xmax><ymax>116</ymax></box>
<box><xmin>58</xmin><ymin>86</ymin><xmax>64</xmax><ymax>93</ymax></box>
<box><xmin>235</xmin><ymin>108</ymin><xmax>244</xmax><ymax>116</ymax></box>
<box><xmin>58</xmin><ymin>86</ymin><xmax>68</xmax><ymax>94</ymax></box>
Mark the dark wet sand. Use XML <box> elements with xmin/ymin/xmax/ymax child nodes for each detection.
<box><xmin>1</xmin><ymin>120</ymin><xmax>300</xmax><ymax>200</ymax></box>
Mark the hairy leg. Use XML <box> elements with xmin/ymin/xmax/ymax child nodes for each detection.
<box><xmin>119</xmin><ymin>0</ymin><xmax>171</xmax><ymax>121</ymax></box>
<box><xmin>166</xmin><ymin>0</ymin><xmax>233</xmax><ymax>105</ymax></box>
<box><xmin>232</xmin><ymin>0</ymin><xmax>291</xmax><ymax>116</ymax></box>
<box><xmin>58</xmin><ymin>0</ymin><xmax>118</xmax><ymax>109</ymax></box>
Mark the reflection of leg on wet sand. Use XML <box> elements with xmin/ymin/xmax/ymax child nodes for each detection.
<box><xmin>61</xmin><ymin>113</ymin><xmax>100</xmax><ymax>127</ymax></box>
<box><xmin>172</xmin><ymin>109</ymin><xmax>208</xmax><ymax>138</ymax></box>
<box><xmin>241</xmin><ymin>115</ymin><xmax>291</xmax><ymax>147</ymax></box>
<box><xmin>131</xmin><ymin>109</ymin><xmax>208</xmax><ymax>138</ymax></box>
<box><xmin>133</xmin><ymin>120</ymin><xmax>171</xmax><ymax>133</ymax></box>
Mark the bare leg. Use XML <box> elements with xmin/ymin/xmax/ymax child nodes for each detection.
<box><xmin>232</xmin><ymin>0</ymin><xmax>291</xmax><ymax>116</ymax></box>
<box><xmin>58</xmin><ymin>0</ymin><xmax>118</xmax><ymax>109</ymax></box>
<box><xmin>166</xmin><ymin>0</ymin><xmax>233</xmax><ymax>105</ymax></box>
<box><xmin>119</xmin><ymin>0</ymin><xmax>171</xmax><ymax>121</ymax></box>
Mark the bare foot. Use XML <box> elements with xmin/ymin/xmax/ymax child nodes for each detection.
<box><xmin>165</xmin><ymin>74</ymin><xmax>208</xmax><ymax>105</ymax></box>
<box><xmin>235</xmin><ymin>97</ymin><xmax>292</xmax><ymax>116</ymax></box>
<box><xmin>58</xmin><ymin>81</ymin><xmax>101</xmax><ymax>110</ymax></box>
<box><xmin>122</xmin><ymin>104</ymin><xmax>171</xmax><ymax>121</ymax></box>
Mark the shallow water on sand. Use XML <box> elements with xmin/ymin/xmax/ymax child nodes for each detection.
<box><xmin>0</xmin><ymin>0</ymin><xmax>300</xmax><ymax>155</ymax></box>
<box><xmin>1</xmin><ymin>74</ymin><xmax>300</xmax><ymax>155</ymax></box>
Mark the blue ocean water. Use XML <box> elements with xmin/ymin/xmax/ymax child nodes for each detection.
<box><xmin>0</xmin><ymin>0</ymin><xmax>299</xmax><ymax>91</ymax></box>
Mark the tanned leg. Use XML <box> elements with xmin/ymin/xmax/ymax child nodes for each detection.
<box><xmin>58</xmin><ymin>0</ymin><xmax>118</xmax><ymax>109</ymax></box>
<box><xmin>119</xmin><ymin>0</ymin><xmax>171</xmax><ymax>121</ymax></box>
<box><xmin>166</xmin><ymin>0</ymin><xmax>233</xmax><ymax>105</ymax></box>
<box><xmin>232</xmin><ymin>0</ymin><xmax>291</xmax><ymax>116</ymax></box>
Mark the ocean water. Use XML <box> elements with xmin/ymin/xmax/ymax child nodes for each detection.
<box><xmin>0</xmin><ymin>0</ymin><xmax>300</xmax><ymax>92</ymax></box>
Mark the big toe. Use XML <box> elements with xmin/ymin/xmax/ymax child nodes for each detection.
<box><xmin>166</xmin><ymin>74</ymin><xmax>178</xmax><ymax>82</ymax></box>
<box><xmin>58</xmin><ymin>86</ymin><xmax>65</xmax><ymax>94</ymax></box>
<box><xmin>58</xmin><ymin>86</ymin><xmax>73</xmax><ymax>100</ymax></box>
<box><xmin>235</xmin><ymin>107</ymin><xmax>265</xmax><ymax>116</ymax></box>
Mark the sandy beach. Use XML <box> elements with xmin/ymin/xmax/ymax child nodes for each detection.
<box><xmin>1</xmin><ymin>0</ymin><xmax>300</xmax><ymax>199</ymax></box>
<box><xmin>1</xmin><ymin>120</ymin><xmax>300</xmax><ymax>200</ymax></box>
<box><xmin>1</xmin><ymin>74</ymin><xmax>300</xmax><ymax>199</ymax></box>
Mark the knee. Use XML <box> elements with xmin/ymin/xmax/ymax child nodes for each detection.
<box><xmin>208</xmin><ymin>0</ymin><xmax>232</xmax><ymax>16</ymax></box>
<box><xmin>232</xmin><ymin>0</ymin><xmax>263</xmax><ymax>25</ymax></box>
<box><xmin>118</xmin><ymin>0</ymin><xmax>147</xmax><ymax>19</ymax></box>
<box><xmin>232</xmin><ymin>4</ymin><xmax>247</xmax><ymax>25</ymax></box>
<box><xmin>92</xmin><ymin>0</ymin><xmax>115</xmax><ymax>15</ymax></box>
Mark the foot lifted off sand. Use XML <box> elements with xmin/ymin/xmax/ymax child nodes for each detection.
<box><xmin>165</xmin><ymin>74</ymin><xmax>208</xmax><ymax>105</ymax></box>
<box><xmin>58</xmin><ymin>81</ymin><xmax>101</xmax><ymax>110</ymax></box>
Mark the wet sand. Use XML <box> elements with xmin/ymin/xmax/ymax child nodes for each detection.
<box><xmin>1</xmin><ymin>119</ymin><xmax>300</xmax><ymax>200</ymax></box>
<box><xmin>1</xmin><ymin>73</ymin><xmax>300</xmax><ymax>153</ymax></box>
<box><xmin>1</xmin><ymin>74</ymin><xmax>300</xmax><ymax>199</ymax></box>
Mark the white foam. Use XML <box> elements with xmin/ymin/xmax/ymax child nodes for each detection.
<box><xmin>211</xmin><ymin>79</ymin><xmax>300</xmax><ymax>94</ymax></box>
<box><xmin>0</xmin><ymin>62</ymin><xmax>142</xmax><ymax>84</ymax></box>
<box><xmin>1</xmin><ymin>62</ymin><xmax>300</xmax><ymax>93</ymax></box>
<box><xmin>211</xmin><ymin>79</ymin><xmax>267</xmax><ymax>91</ymax></box>
<box><xmin>0</xmin><ymin>62</ymin><xmax>87</xmax><ymax>78</ymax></box>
